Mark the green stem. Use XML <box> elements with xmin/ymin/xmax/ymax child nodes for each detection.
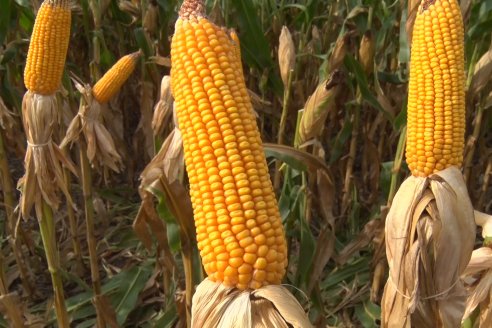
<box><xmin>274</xmin><ymin>69</ymin><xmax>294</xmax><ymax>189</ymax></box>
<box><xmin>63</xmin><ymin>167</ymin><xmax>85</xmax><ymax>275</ymax></box>
<box><xmin>38</xmin><ymin>200</ymin><xmax>70</xmax><ymax>327</ymax></box>
<box><xmin>79</xmin><ymin>142</ymin><xmax>105</xmax><ymax>328</ymax></box>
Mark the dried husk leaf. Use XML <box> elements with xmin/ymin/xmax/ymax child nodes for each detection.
<box><xmin>278</xmin><ymin>26</ymin><xmax>296</xmax><ymax>87</ymax></box>
<box><xmin>382</xmin><ymin>166</ymin><xmax>475</xmax><ymax>328</ymax></box>
<box><xmin>298</xmin><ymin>70</ymin><xmax>343</xmax><ymax>145</ymax></box>
<box><xmin>60</xmin><ymin>81</ymin><xmax>123</xmax><ymax>172</ymax></box>
<box><xmin>143</xmin><ymin>2</ymin><xmax>159</xmax><ymax>35</ymax></box>
<box><xmin>329</xmin><ymin>34</ymin><xmax>348</xmax><ymax>71</ymax></box>
<box><xmin>191</xmin><ymin>278</ymin><xmax>313</xmax><ymax>328</ymax></box>
<box><xmin>18</xmin><ymin>92</ymin><xmax>78</xmax><ymax>219</ymax></box>
<box><xmin>475</xmin><ymin>210</ymin><xmax>492</xmax><ymax>239</ymax></box>
<box><xmin>133</xmin><ymin>127</ymin><xmax>184</xmax><ymax>250</ymax></box>
<box><xmin>152</xmin><ymin>75</ymin><xmax>173</xmax><ymax>138</ymax></box>
<box><xmin>462</xmin><ymin>248</ymin><xmax>492</xmax><ymax>322</ymax></box>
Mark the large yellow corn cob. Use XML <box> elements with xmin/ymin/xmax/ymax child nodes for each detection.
<box><xmin>24</xmin><ymin>0</ymin><xmax>71</xmax><ymax>95</ymax></box>
<box><xmin>92</xmin><ymin>51</ymin><xmax>141</xmax><ymax>104</ymax></box>
<box><xmin>406</xmin><ymin>0</ymin><xmax>465</xmax><ymax>177</ymax></box>
<box><xmin>171</xmin><ymin>1</ymin><xmax>287</xmax><ymax>290</ymax></box>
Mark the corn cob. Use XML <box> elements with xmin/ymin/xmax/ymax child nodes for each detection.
<box><xmin>92</xmin><ymin>51</ymin><xmax>141</xmax><ymax>104</ymax></box>
<box><xmin>24</xmin><ymin>0</ymin><xmax>71</xmax><ymax>95</ymax></box>
<box><xmin>405</xmin><ymin>0</ymin><xmax>465</xmax><ymax>177</ymax></box>
<box><xmin>171</xmin><ymin>1</ymin><xmax>287</xmax><ymax>290</ymax></box>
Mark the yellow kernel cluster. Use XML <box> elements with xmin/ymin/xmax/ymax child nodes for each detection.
<box><xmin>24</xmin><ymin>0</ymin><xmax>71</xmax><ymax>95</ymax></box>
<box><xmin>92</xmin><ymin>52</ymin><xmax>140</xmax><ymax>104</ymax></box>
<box><xmin>171</xmin><ymin>16</ymin><xmax>287</xmax><ymax>290</ymax></box>
<box><xmin>406</xmin><ymin>0</ymin><xmax>465</xmax><ymax>177</ymax></box>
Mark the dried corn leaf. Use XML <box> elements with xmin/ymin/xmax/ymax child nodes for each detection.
<box><xmin>152</xmin><ymin>76</ymin><xmax>173</xmax><ymax>138</ymax></box>
<box><xmin>60</xmin><ymin>81</ymin><xmax>123</xmax><ymax>172</ymax></box>
<box><xmin>382</xmin><ymin>166</ymin><xmax>475</xmax><ymax>327</ymax></box>
<box><xmin>191</xmin><ymin>278</ymin><xmax>312</xmax><ymax>328</ymax></box>
<box><xmin>18</xmin><ymin>92</ymin><xmax>78</xmax><ymax>219</ymax></box>
<box><xmin>134</xmin><ymin>128</ymin><xmax>183</xmax><ymax>251</ymax></box>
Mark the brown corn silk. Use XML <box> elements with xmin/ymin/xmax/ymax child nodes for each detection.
<box><xmin>382</xmin><ymin>0</ymin><xmax>475</xmax><ymax>326</ymax></box>
<box><xmin>170</xmin><ymin>0</ymin><xmax>312</xmax><ymax>327</ymax></box>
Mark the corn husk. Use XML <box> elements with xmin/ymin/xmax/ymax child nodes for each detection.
<box><xmin>382</xmin><ymin>166</ymin><xmax>475</xmax><ymax>327</ymax></box>
<box><xmin>278</xmin><ymin>26</ymin><xmax>296</xmax><ymax>87</ymax></box>
<box><xmin>18</xmin><ymin>92</ymin><xmax>78</xmax><ymax>219</ymax></box>
<box><xmin>60</xmin><ymin>80</ymin><xmax>123</xmax><ymax>172</ymax></box>
<box><xmin>359</xmin><ymin>31</ymin><xmax>375</xmax><ymax>75</ymax></box>
<box><xmin>151</xmin><ymin>75</ymin><xmax>173</xmax><ymax>138</ymax></box>
<box><xmin>134</xmin><ymin>127</ymin><xmax>184</xmax><ymax>249</ymax></box>
<box><xmin>461</xmin><ymin>211</ymin><xmax>492</xmax><ymax>326</ymax></box>
<box><xmin>297</xmin><ymin>70</ymin><xmax>343</xmax><ymax>146</ymax></box>
<box><xmin>329</xmin><ymin>34</ymin><xmax>349</xmax><ymax>72</ymax></box>
<box><xmin>191</xmin><ymin>278</ymin><xmax>313</xmax><ymax>328</ymax></box>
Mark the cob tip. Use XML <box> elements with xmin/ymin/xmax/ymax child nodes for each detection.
<box><xmin>420</xmin><ymin>0</ymin><xmax>437</xmax><ymax>13</ymax></box>
<box><xmin>179</xmin><ymin>0</ymin><xmax>205</xmax><ymax>19</ymax></box>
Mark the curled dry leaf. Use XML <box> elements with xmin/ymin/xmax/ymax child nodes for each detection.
<box><xmin>278</xmin><ymin>26</ymin><xmax>296</xmax><ymax>87</ymax></box>
<box><xmin>152</xmin><ymin>75</ymin><xmax>174</xmax><ymax>138</ymax></box>
<box><xmin>382</xmin><ymin>166</ymin><xmax>475</xmax><ymax>327</ymax></box>
<box><xmin>191</xmin><ymin>278</ymin><xmax>313</xmax><ymax>328</ymax></box>
<box><xmin>60</xmin><ymin>81</ymin><xmax>123</xmax><ymax>172</ymax></box>
<box><xmin>298</xmin><ymin>69</ymin><xmax>344</xmax><ymax>145</ymax></box>
<box><xmin>18</xmin><ymin>92</ymin><xmax>78</xmax><ymax>219</ymax></box>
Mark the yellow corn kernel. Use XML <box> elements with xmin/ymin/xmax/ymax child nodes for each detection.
<box><xmin>171</xmin><ymin>2</ymin><xmax>287</xmax><ymax>290</ymax></box>
<box><xmin>92</xmin><ymin>51</ymin><xmax>141</xmax><ymax>104</ymax></box>
<box><xmin>406</xmin><ymin>0</ymin><xmax>465</xmax><ymax>177</ymax></box>
<box><xmin>24</xmin><ymin>0</ymin><xmax>71</xmax><ymax>95</ymax></box>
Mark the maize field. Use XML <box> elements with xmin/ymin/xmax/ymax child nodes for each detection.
<box><xmin>1</xmin><ymin>0</ymin><xmax>492</xmax><ymax>327</ymax></box>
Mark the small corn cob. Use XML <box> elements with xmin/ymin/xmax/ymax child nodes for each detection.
<box><xmin>405</xmin><ymin>0</ymin><xmax>465</xmax><ymax>177</ymax></box>
<box><xmin>171</xmin><ymin>0</ymin><xmax>287</xmax><ymax>290</ymax></box>
<box><xmin>92</xmin><ymin>51</ymin><xmax>141</xmax><ymax>104</ymax></box>
<box><xmin>24</xmin><ymin>0</ymin><xmax>71</xmax><ymax>95</ymax></box>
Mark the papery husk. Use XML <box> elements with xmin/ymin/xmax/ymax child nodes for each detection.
<box><xmin>462</xmin><ymin>247</ymin><xmax>492</xmax><ymax>325</ymax></box>
<box><xmin>151</xmin><ymin>75</ymin><xmax>173</xmax><ymax>138</ymax></box>
<box><xmin>278</xmin><ymin>26</ymin><xmax>296</xmax><ymax>87</ymax></box>
<box><xmin>382</xmin><ymin>166</ymin><xmax>475</xmax><ymax>328</ymax></box>
<box><xmin>191</xmin><ymin>278</ymin><xmax>313</xmax><ymax>328</ymax></box>
<box><xmin>60</xmin><ymin>80</ymin><xmax>122</xmax><ymax>172</ymax></box>
<box><xmin>297</xmin><ymin>70</ymin><xmax>343</xmax><ymax>146</ymax></box>
<box><xmin>18</xmin><ymin>91</ymin><xmax>78</xmax><ymax>219</ymax></box>
<box><xmin>461</xmin><ymin>212</ymin><xmax>492</xmax><ymax>326</ymax></box>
